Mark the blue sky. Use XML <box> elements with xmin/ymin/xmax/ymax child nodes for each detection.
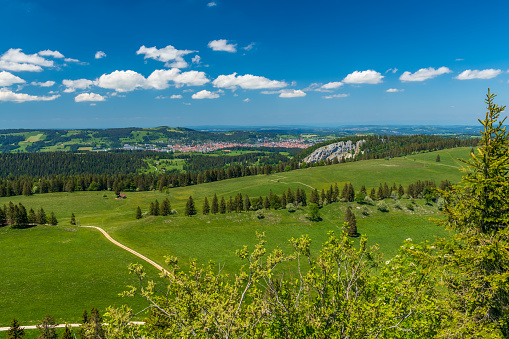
<box><xmin>1</xmin><ymin>0</ymin><xmax>508</xmax><ymax>129</ymax></box>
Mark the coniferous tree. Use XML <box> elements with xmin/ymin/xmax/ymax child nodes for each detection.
<box><xmin>281</xmin><ymin>192</ymin><xmax>287</xmax><ymax>208</ymax></box>
<box><xmin>70</xmin><ymin>213</ymin><xmax>76</xmax><ymax>225</ymax></box>
<box><xmin>161</xmin><ymin>198</ymin><xmax>171</xmax><ymax>216</ymax></box>
<box><xmin>0</xmin><ymin>206</ymin><xmax>6</xmax><ymax>226</ymax></box>
<box><xmin>185</xmin><ymin>196</ymin><xmax>197</xmax><ymax>216</ymax></box>
<box><xmin>370</xmin><ymin>188</ymin><xmax>376</xmax><ymax>200</ymax></box>
<box><xmin>227</xmin><ymin>197</ymin><xmax>233</xmax><ymax>213</ymax></box>
<box><xmin>348</xmin><ymin>183</ymin><xmax>355</xmax><ymax>202</ymax></box>
<box><xmin>345</xmin><ymin>206</ymin><xmax>358</xmax><ymax>237</ymax></box>
<box><xmin>202</xmin><ymin>197</ymin><xmax>210</xmax><ymax>215</ymax></box>
<box><xmin>48</xmin><ymin>212</ymin><xmax>57</xmax><ymax>226</ymax></box>
<box><xmin>154</xmin><ymin>199</ymin><xmax>160</xmax><ymax>216</ymax></box>
<box><xmin>436</xmin><ymin>154</ymin><xmax>441</xmax><ymax>162</ymax></box>
<box><xmin>264</xmin><ymin>196</ymin><xmax>270</xmax><ymax>209</ymax></box>
<box><xmin>136</xmin><ymin>206</ymin><xmax>142</xmax><ymax>219</ymax></box>
<box><xmin>376</xmin><ymin>184</ymin><xmax>384</xmax><ymax>200</ymax></box>
<box><xmin>36</xmin><ymin>314</ymin><xmax>57</xmax><ymax>339</ymax></box>
<box><xmin>13</xmin><ymin>203</ymin><xmax>28</xmax><ymax>228</ymax></box>
<box><xmin>383</xmin><ymin>183</ymin><xmax>390</xmax><ymax>198</ymax></box>
<box><xmin>219</xmin><ymin>197</ymin><xmax>226</xmax><ymax>214</ymax></box>
<box><xmin>310</xmin><ymin>189</ymin><xmax>319</xmax><ymax>204</ymax></box>
<box><xmin>244</xmin><ymin>194</ymin><xmax>251</xmax><ymax>212</ymax></box>
<box><xmin>286</xmin><ymin>188</ymin><xmax>294</xmax><ymax>205</ymax></box>
<box><xmin>61</xmin><ymin>325</ymin><xmax>73</xmax><ymax>339</ymax></box>
<box><xmin>89</xmin><ymin>307</ymin><xmax>105</xmax><ymax>339</ymax></box>
<box><xmin>7</xmin><ymin>318</ymin><xmax>25</xmax><ymax>339</ymax></box>
<box><xmin>149</xmin><ymin>202</ymin><xmax>155</xmax><ymax>216</ymax></box>
<box><xmin>211</xmin><ymin>194</ymin><xmax>219</xmax><ymax>214</ymax></box>
<box><xmin>235</xmin><ymin>193</ymin><xmax>243</xmax><ymax>212</ymax></box>
<box><xmin>295</xmin><ymin>188</ymin><xmax>301</xmax><ymax>205</ymax></box>
<box><xmin>342</xmin><ymin>183</ymin><xmax>349</xmax><ymax>200</ymax></box>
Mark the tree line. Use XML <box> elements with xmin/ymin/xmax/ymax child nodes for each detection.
<box><xmin>0</xmin><ymin>202</ymin><xmax>57</xmax><ymax>228</ymax></box>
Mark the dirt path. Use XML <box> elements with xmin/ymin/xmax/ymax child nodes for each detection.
<box><xmin>80</xmin><ymin>226</ymin><xmax>169</xmax><ymax>275</ymax></box>
<box><xmin>269</xmin><ymin>175</ymin><xmax>316</xmax><ymax>190</ymax></box>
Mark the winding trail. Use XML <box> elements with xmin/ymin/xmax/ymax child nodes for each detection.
<box><xmin>269</xmin><ymin>175</ymin><xmax>316</xmax><ymax>190</ymax></box>
<box><xmin>80</xmin><ymin>226</ymin><xmax>169</xmax><ymax>274</ymax></box>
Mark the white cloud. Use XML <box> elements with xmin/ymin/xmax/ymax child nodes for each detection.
<box><xmin>455</xmin><ymin>58</ymin><xmax>464</xmax><ymax>61</ymax></box>
<box><xmin>192</xmin><ymin>55</ymin><xmax>201</xmax><ymax>64</ymax></box>
<box><xmin>64</xmin><ymin>57</ymin><xmax>80</xmax><ymax>63</ymax></box>
<box><xmin>399</xmin><ymin>67</ymin><xmax>451</xmax><ymax>82</ymax></box>
<box><xmin>455</xmin><ymin>69</ymin><xmax>502</xmax><ymax>80</ymax></box>
<box><xmin>38</xmin><ymin>50</ymin><xmax>64</xmax><ymax>58</ymax></box>
<box><xmin>62</xmin><ymin>79</ymin><xmax>95</xmax><ymax>93</ymax></box>
<box><xmin>170</xmin><ymin>94</ymin><xmax>182</xmax><ymax>99</ymax></box>
<box><xmin>323</xmin><ymin>93</ymin><xmax>349</xmax><ymax>99</ymax></box>
<box><xmin>385</xmin><ymin>68</ymin><xmax>398</xmax><ymax>74</ymax></box>
<box><xmin>343</xmin><ymin>70</ymin><xmax>384</xmax><ymax>84</ymax></box>
<box><xmin>136</xmin><ymin>45</ymin><xmax>196</xmax><ymax>68</ymax></box>
<box><xmin>207</xmin><ymin>1</ymin><xmax>217</xmax><ymax>6</ymax></box>
<box><xmin>213</xmin><ymin>73</ymin><xmax>287</xmax><ymax>90</ymax></box>
<box><xmin>95</xmin><ymin>51</ymin><xmax>107</xmax><ymax>59</ymax></box>
<box><xmin>321</xmin><ymin>81</ymin><xmax>343</xmax><ymax>90</ymax></box>
<box><xmin>146</xmin><ymin>69</ymin><xmax>209</xmax><ymax>89</ymax></box>
<box><xmin>279</xmin><ymin>89</ymin><xmax>306</xmax><ymax>98</ymax></box>
<box><xmin>386</xmin><ymin>88</ymin><xmax>404</xmax><ymax>93</ymax></box>
<box><xmin>75</xmin><ymin>92</ymin><xmax>106</xmax><ymax>102</ymax></box>
<box><xmin>208</xmin><ymin>39</ymin><xmax>237</xmax><ymax>53</ymax></box>
<box><xmin>155</xmin><ymin>95</ymin><xmax>167</xmax><ymax>99</ymax></box>
<box><xmin>0</xmin><ymin>88</ymin><xmax>59</xmax><ymax>102</ymax></box>
<box><xmin>243</xmin><ymin>43</ymin><xmax>255</xmax><ymax>51</ymax></box>
<box><xmin>0</xmin><ymin>48</ymin><xmax>54</xmax><ymax>72</ymax></box>
<box><xmin>243</xmin><ymin>98</ymin><xmax>250</xmax><ymax>102</ymax></box>
<box><xmin>0</xmin><ymin>71</ymin><xmax>26</xmax><ymax>86</ymax></box>
<box><xmin>192</xmin><ymin>90</ymin><xmax>220</xmax><ymax>99</ymax></box>
<box><xmin>31</xmin><ymin>80</ymin><xmax>55</xmax><ymax>87</ymax></box>
<box><xmin>96</xmin><ymin>70</ymin><xmax>146</xmax><ymax>92</ymax></box>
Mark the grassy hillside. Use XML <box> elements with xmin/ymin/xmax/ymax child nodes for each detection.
<box><xmin>0</xmin><ymin>147</ymin><xmax>469</xmax><ymax>326</ymax></box>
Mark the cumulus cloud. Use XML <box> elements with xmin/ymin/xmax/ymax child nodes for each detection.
<box><xmin>0</xmin><ymin>48</ymin><xmax>55</xmax><ymax>72</ymax></box>
<box><xmin>321</xmin><ymin>81</ymin><xmax>343</xmax><ymax>90</ymax></box>
<box><xmin>192</xmin><ymin>55</ymin><xmax>201</xmax><ymax>64</ymax></box>
<box><xmin>96</xmin><ymin>70</ymin><xmax>146</xmax><ymax>92</ymax></box>
<box><xmin>207</xmin><ymin>1</ymin><xmax>217</xmax><ymax>6</ymax></box>
<box><xmin>136</xmin><ymin>45</ymin><xmax>196</xmax><ymax>68</ymax></box>
<box><xmin>279</xmin><ymin>89</ymin><xmax>306</xmax><ymax>98</ymax></box>
<box><xmin>64</xmin><ymin>57</ymin><xmax>80</xmax><ymax>63</ymax></box>
<box><xmin>208</xmin><ymin>39</ymin><xmax>237</xmax><ymax>53</ymax></box>
<box><xmin>192</xmin><ymin>90</ymin><xmax>220</xmax><ymax>99</ymax></box>
<box><xmin>243</xmin><ymin>98</ymin><xmax>250</xmax><ymax>102</ymax></box>
<box><xmin>399</xmin><ymin>67</ymin><xmax>451</xmax><ymax>82</ymax></box>
<box><xmin>95</xmin><ymin>51</ymin><xmax>107</xmax><ymax>59</ymax></box>
<box><xmin>38</xmin><ymin>50</ymin><xmax>64</xmax><ymax>58</ymax></box>
<box><xmin>213</xmin><ymin>73</ymin><xmax>287</xmax><ymax>90</ymax></box>
<box><xmin>322</xmin><ymin>93</ymin><xmax>349</xmax><ymax>99</ymax></box>
<box><xmin>0</xmin><ymin>71</ymin><xmax>26</xmax><ymax>86</ymax></box>
<box><xmin>386</xmin><ymin>88</ymin><xmax>404</xmax><ymax>93</ymax></box>
<box><xmin>0</xmin><ymin>88</ymin><xmax>59</xmax><ymax>102</ymax></box>
<box><xmin>146</xmin><ymin>69</ymin><xmax>209</xmax><ymax>89</ymax></box>
<box><xmin>170</xmin><ymin>94</ymin><xmax>182</xmax><ymax>99</ymax></box>
<box><xmin>343</xmin><ymin>70</ymin><xmax>384</xmax><ymax>84</ymax></box>
<box><xmin>31</xmin><ymin>80</ymin><xmax>55</xmax><ymax>87</ymax></box>
<box><xmin>455</xmin><ymin>69</ymin><xmax>502</xmax><ymax>80</ymax></box>
<box><xmin>75</xmin><ymin>92</ymin><xmax>106</xmax><ymax>102</ymax></box>
<box><xmin>62</xmin><ymin>79</ymin><xmax>96</xmax><ymax>93</ymax></box>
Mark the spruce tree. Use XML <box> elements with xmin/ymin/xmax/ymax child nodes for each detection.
<box><xmin>0</xmin><ymin>206</ymin><xmax>6</xmax><ymax>226</ymax></box>
<box><xmin>185</xmin><ymin>196</ymin><xmax>196</xmax><ymax>216</ymax></box>
<box><xmin>264</xmin><ymin>196</ymin><xmax>270</xmax><ymax>209</ymax></box>
<box><xmin>235</xmin><ymin>193</ymin><xmax>243</xmax><ymax>212</ymax></box>
<box><xmin>344</xmin><ymin>206</ymin><xmax>358</xmax><ymax>237</ymax></box>
<box><xmin>89</xmin><ymin>307</ymin><xmax>105</xmax><ymax>338</ymax></box>
<box><xmin>161</xmin><ymin>198</ymin><xmax>171</xmax><ymax>216</ymax></box>
<box><xmin>202</xmin><ymin>197</ymin><xmax>210</xmax><ymax>215</ymax></box>
<box><xmin>136</xmin><ymin>206</ymin><xmax>142</xmax><ymax>219</ymax></box>
<box><xmin>70</xmin><ymin>213</ymin><xmax>76</xmax><ymax>225</ymax></box>
<box><xmin>149</xmin><ymin>202</ymin><xmax>155</xmax><ymax>215</ymax></box>
<box><xmin>244</xmin><ymin>194</ymin><xmax>251</xmax><ymax>212</ymax></box>
<box><xmin>154</xmin><ymin>199</ymin><xmax>160</xmax><ymax>216</ymax></box>
<box><xmin>219</xmin><ymin>197</ymin><xmax>226</xmax><ymax>214</ymax></box>
<box><xmin>48</xmin><ymin>212</ymin><xmax>57</xmax><ymax>226</ymax></box>
<box><xmin>436</xmin><ymin>154</ymin><xmax>441</xmax><ymax>162</ymax></box>
<box><xmin>211</xmin><ymin>194</ymin><xmax>219</xmax><ymax>214</ymax></box>
<box><xmin>61</xmin><ymin>325</ymin><xmax>73</xmax><ymax>339</ymax></box>
<box><xmin>348</xmin><ymin>183</ymin><xmax>355</xmax><ymax>202</ymax></box>
<box><xmin>36</xmin><ymin>314</ymin><xmax>57</xmax><ymax>339</ymax></box>
<box><xmin>7</xmin><ymin>318</ymin><xmax>24</xmax><ymax>339</ymax></box>
<box><xmin>281</xmin><ymin>192</ymin><xmax>287</xmax><ymax>208</ymax></box>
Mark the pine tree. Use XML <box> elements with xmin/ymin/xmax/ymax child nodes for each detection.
<box><xmin>6</xmin><ymin>318</ymin><xmax>24</xmax><ymax>339</ymax></box>
<box><xmin>264</xmin><ymin>196</ymin><xmax>270</xmax><ymax>209</ymax></box>
<box><xmin>219</xmin><ymin>197</ymin><xmax>226</xmax><ymax>214</ymax></box>
<box><xmin>281</xmin><ymin>192</ymin><xmax>287</xmax><ymax>208</ymax></box>
<box><xmin>185</xmin><ymin>196</ymin><xmax>197</xmax><ymax>216</ymax></box>
<box><xmin>436</xmin><ymin>154</ymin><xmax>441</xmax><ymax>162</ymax></box>
<box><xmin>244</xmin><ymin>194</ymin><xmax>251</xmax><ymax>212</ymax></box>
<box><xmin>345</xmin><ymin>206</ymin><xmax>358</xmax><ymax>237</ymax></box>
<box><xmin>202</xmin><ymin>197</ymin><xmax>210</xmax><ymax>215</ymax></box>
<box><xmin>70</xmin><ymin>213</ymin><xmax>76</xmax><ymax>225</ymax></box>
<box><xmin>0</xmin><ymin>206</ymin><xmax>6</xmax><ymax>226</ymax></box>
<box><xmin>376</xmin><ymin>184</ymin><xmax>384</xmax><ymax>200</ymax></box>
<box><xmin>211</xmin><ymin>194</ymin><xmax>219</xmax><ymax>214</ymax></box>
<box><xmin>370</xmin><ymin>188</ymin><xmax>376</xmax><ymax>200</ymax></box>
<box><xmin>136</xmin><ymin>206</ymin><xmax>142</xmax><ymax>219</ymax></box>
<box><xmin>348</xmin><ymin>183</ymin><xmax>355</xmax><ymax>202</ymax></box>
<box><xmin>78</xmin><ymin>310</ymin><xmax>88</xmax><ymax>339</ymax></box>
<box><xmin>235</xmin><ymin>193</ymin><xmax>243</xmax><ymax>212</ymax></box>
<box><xmin>149</xmin><ymin>202</ymin><xmax>155</xmax><ymax>215</ymax></box>
<box><xmin>342</xmin><ymin>183</ymin><xmax>349</xmax><ymax>200</ymax></box>
<box><xmin>227</xmin><ymin>197</ymin><xmax>233</xmax><ymax>213</ymax></box>
<box><xmin>310</xmin><ymin>189</ymin><xmax>319</xmax><ymax>204</ymax></box>
<box><xmin>89</xmin><ymin>307</ymin><xmax>105</xmax><ymax>338</ymax></box>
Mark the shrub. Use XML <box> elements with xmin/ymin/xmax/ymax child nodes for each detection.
<box><xmin>256</xmin><ymin>210</ymin><xmax>264</xmax><ymax>219</ymax></box>
<box><xmin>286</xmin><ymin>203</ymin><xmax>297</xmax><ymax>213</ymax></box>
<box><xmin>361</xmin><ymin>206</ymin><xmax>370</xmax><ymax>216</ymax></box>
<box><xmin>394</xmin><ymin>201</ymin><xmax>403</xmax><ymax>210</ymax></box>
<box><xmin>376</xmin><ymin>200</ymin><xmax>389</xmax><ymax>212</ymax></box>
<box><xmin>364</xmin><ymin>196</ymin><xmax>374</xmax><ymax>205</ymax></box>
<box><xmin>436</xmin><ymin>197</ymin><xmax>445</xmax><ymax>211</ymax></box>
<box><xmin>406</xmin><ymin>203</ymin><xmax>414</xmax><ymax>211</ymax></box>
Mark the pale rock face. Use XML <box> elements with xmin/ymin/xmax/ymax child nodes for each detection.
<box><xmin>303</xmin><ymin>140</ymin><xmax>365</xmax><ymax>163</ymax></box>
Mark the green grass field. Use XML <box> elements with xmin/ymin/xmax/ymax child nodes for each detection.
<box><xmin>0</xmin><ymin>147</ymin><xmax>469</xmax><ymax>326</ymax></box>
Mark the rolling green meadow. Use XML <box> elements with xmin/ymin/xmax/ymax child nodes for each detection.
<box><xmin>0</xmin><ymin>147</ymin><xmax>470</xmax><ymax>326</ymax></box>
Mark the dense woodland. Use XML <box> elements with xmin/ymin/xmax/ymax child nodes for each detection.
<box><xmin>0</xmin><ymin>134</ymin><xmax>476</xmax><ymax>199</ymax></box>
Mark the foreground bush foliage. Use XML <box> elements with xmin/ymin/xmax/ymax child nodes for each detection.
<box><xmin>104</xmin><ymin>91</ymin><xmax>508</xmax><ymax>338</ymax></box>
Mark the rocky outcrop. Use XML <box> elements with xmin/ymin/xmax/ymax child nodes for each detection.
<box><xmin>303</xmin><ymin>140</ymin><xmax>365</xmax><ymax>163</ymax></box>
